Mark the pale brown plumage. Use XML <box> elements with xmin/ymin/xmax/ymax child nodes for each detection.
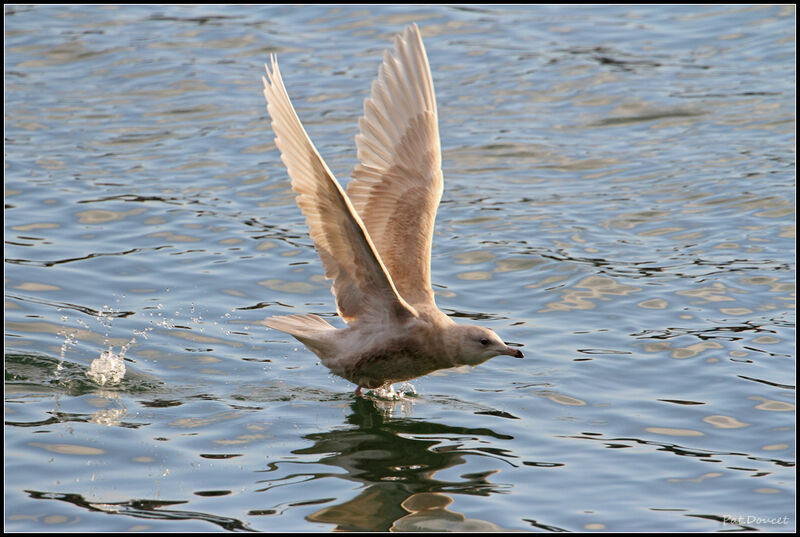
<box><xmin>261</xmin><ymin>25</ymin><xmax>523</xmax><ymax>394</ymax></box>
<box><xmin>348</xmin><ymin>27</ymin><xmax>442</xmax><ymax>308</ymax></box>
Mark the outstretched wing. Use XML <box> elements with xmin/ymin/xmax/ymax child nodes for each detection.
<box><xmin>262</xmin><ymin>55</ymin><xmax>416</xmax><ymax>324</ymax></box>
<box><xmin>346</xmin><ymin>24</ymin><xmax>443</xmax><ymax>308</ymax></box>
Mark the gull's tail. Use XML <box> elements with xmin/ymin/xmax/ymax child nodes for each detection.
<box><xmin>263</xmin><ymin>314</ymin><xmax>337</xmax><ymax>359</ymax></box>
<box><xmin>263</xmin><ymin>313</ymin><xmax>335</xmax><ymax>338</ymax></box>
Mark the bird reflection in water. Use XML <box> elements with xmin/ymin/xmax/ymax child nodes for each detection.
<box><xmin>282</xmin><ymin>397</ymin><xmax>516</xmax><ymax>531</ymax></box>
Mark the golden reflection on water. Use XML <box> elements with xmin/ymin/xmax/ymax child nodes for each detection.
<box><xmin>76</xmin><ymin>208</ymin><xmax>145</xmax><ymax>224</ymax></box>
<box><xmin>541</xmin><ymin>275</ymin><xmax>640</xmax><ymax>312</ymax></box>
<box><xmin>308</xmin><ymin>485</ymin><xmax>511</xmax><ymax>532</ymax></box>
<box><xmin>146</xmin><ymin>230</ymin><xmax>201</xmax><ymax>242</ymax></box>
<box><xmin>667</xmin><ymin>472</ymin><xmax>723</xmax><ymax>483</ymax></box>
<box><xmin>645</xmin><ymin>427</ymin><xmax>704</xmax><ymax>437</ymax></box>
<box><xmin>605</xmin><ymin>210</ymin><xmax>671</xmax><ymax>230</ymax></box>
<box><xmin>258</xmin><ymin>278</ymin><xmax>323</xmax><ymax>294</ymax></box>
<box><xmin>28</xmin><ymin>441</ymin><xmax>105</xmax><ymax>455</ymax></box>
<box><xmin>453</xmin><ymin>250</ymin><xmax>495</xmax><ymax>264</ymax></box>
<box><xmin>702</xmin><ymin>415</ymin><xmax>749</xmax><ymax>429</ymax></box>
<box><xmin>637</xmin><ymin>298</ymin><xmax>668</xmax><ymax>309</ymax></box>
<box><xmin>762</xmin><ymin>444</ymin><xmax>789</xmax><ymax>451</ymax></box>
<box><xmin>540</xmin><ymin>391</ymin><xmax>587</xmax><ymax>407</ymax></box>
<box><xmin>456</xmin><ymin>271</ymin><xmax>492</xmax><ymax>281</ymax></box>
<box><xmin>749</xmin><ymin>396</ymin><xmax>794</xmax><ymax>412</ymax></box>
<box><xmin>11</xmin><ymin>222</ymin><xmax>60</xmax><ymax>231</ymax></box>
<box><xmin>213</xmin><ymin>433</ymin><xmax>271</xmax><ymax>446</ymax></box>
<box><xmin>754</xmin><ymin>488</ymin><xmax>782</xmax><ymax>494</ymax></box>
<box><xmin>643</xmin><ymin>340</ymin><xmax>723</xmax><ymax>360</ymax></box>
<box><xmin>393</xmin><ymin>492</ymin><xmax>508</xmax><ymax>531</ymax></box>
<box><xmin>170</xmin><ymin>410</ymin><xmax>242</xmax><ymax>429</ymax></box>
<box><xmin>15</xmin><ymin>282</ymin><xmax>61</xmax><ymax>292</ymax></box>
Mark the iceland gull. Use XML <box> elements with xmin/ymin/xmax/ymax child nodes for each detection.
<box><xmin>261</xmin><ymin>24</ymin><xmax>523</xmax><ymax>396</ymax></box>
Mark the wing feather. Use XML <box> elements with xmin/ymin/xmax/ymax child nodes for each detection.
<box><xmin>347</xmin><ymin>24</ymin><xmax>443</xmax><ymax>308</ymax></box>
<box><xmin>262</xmin><ymin>55</ymin><xmax>416</xmax><ymax>324</ymax></box>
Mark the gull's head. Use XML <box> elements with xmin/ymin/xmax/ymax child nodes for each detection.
<box><xmin>453</xmin><ymin>324</ymin><xmax>524</xmax><ymax>367</ymax></box>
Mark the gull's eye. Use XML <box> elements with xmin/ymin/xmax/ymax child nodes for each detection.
<box><xmin>480</xmin><ymin>338</ymin><xmax>489</xmax><ymax>346</ymax></box>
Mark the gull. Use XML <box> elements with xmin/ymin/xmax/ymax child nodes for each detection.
<box><xmin>261</xmin><ymin>24</ymin><xmax>523</xmax><ymax>396</ymax></box>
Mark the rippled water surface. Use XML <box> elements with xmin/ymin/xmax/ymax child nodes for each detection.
<box><xmin>5</xmin><ymin>4</ymin><xmax>795</xmax><ymax>532</ymax></box>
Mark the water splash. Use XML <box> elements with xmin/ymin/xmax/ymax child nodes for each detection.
<box><xmin>57</xmin><ymin>326</ymin><xmax>75</xmax><ymax>375</ymax></box>
<box><xmin>371</xmin><ymin>382</ymin><xmax>417</xmax><ymax>400</ymax></box>
<box><xmin>85</xmin><ymin>320</ymin><xmax>151</xmax><ymax>386</ymax></box>
<box><xmin>367</xmin><ymin>382</ymin><xmax>418</xmax><ymax>417</ymax></box>
<box><xmin>86</xmin><ymin>346</ymin><xmax>126</xmax><ymax>385</ymax></box>
<box><xmin>55</xmin><ymin>296</ymin><xmax>250</xmax><ymax>389</ymax></box>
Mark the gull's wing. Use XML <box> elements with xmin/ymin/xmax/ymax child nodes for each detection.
<box><xmin>346</xmin><ymin>24</ymin><xmax>442</xmax><ymax>308</ymax></box>
<box><xmin>262</xmin><ymin>55</ymin><xmax>416</xmax><ymax>324</ymax></box>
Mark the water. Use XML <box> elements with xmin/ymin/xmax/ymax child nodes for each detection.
<box><xmin>4</xmin><ymin>4</ymin><xmax>795</xmax><ymax>532</ymax></box>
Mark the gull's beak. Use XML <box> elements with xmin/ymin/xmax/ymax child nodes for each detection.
<box><xmin>502</xmin><ymin>345</ymin><xmax>524</xmax><ymax>359</ymax></box>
